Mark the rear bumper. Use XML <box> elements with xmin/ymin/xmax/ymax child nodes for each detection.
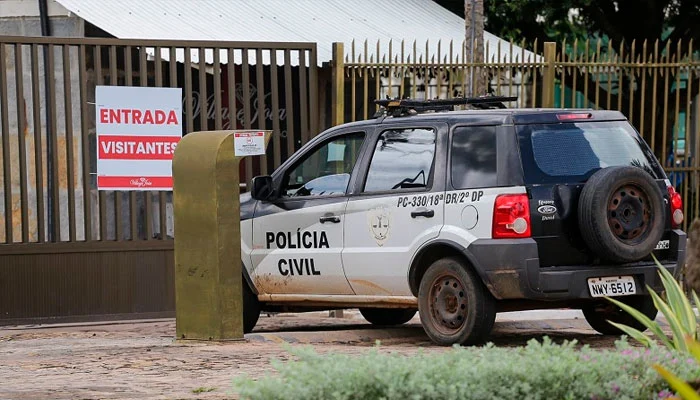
<box><xmin>465</xmin><ymin>229</ymin><xmax>687</xmax><ymax>301</ymax></box>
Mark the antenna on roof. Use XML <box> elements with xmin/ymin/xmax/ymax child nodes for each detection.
<box><xmin>372</xmin><ymin>95</ymin><xmax>518</xmax><ymax>118</ymax></box>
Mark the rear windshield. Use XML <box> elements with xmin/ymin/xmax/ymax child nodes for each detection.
<box><xmin>517</xmin><ymin>121</ymin><xmax>661</xmax><ymax>184</ymax></box>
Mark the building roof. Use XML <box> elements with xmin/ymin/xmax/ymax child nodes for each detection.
<box><xmin>55</xmin><ymin>0</ymin><xmax>541</xmax><ymax>66</ymax></box>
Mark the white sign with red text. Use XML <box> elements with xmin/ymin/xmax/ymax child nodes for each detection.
<box><xmin>96</xmin><ymin>86</ymin><xmax>183</xmax><ymax>191</ymax></box>
<box><xmin>233</xmin><ymin>131</ymin><xmax>266</xmax><ymax>156</ymax></box>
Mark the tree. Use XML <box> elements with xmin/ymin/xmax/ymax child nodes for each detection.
<box><xmin>436</xmin><ymin>0</ymin><xmax>700</xmax><ymax>53</ymax></box>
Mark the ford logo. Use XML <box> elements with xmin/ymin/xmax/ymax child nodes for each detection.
<box><xmin>537</xmin><ymin>205</ymin><xmax>557</xmax><ymax>215</ymax></box>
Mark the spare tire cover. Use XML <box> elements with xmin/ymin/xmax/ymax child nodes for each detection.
<box><xmin>578</xmin><ymin>166</ymin><xmax>665</xmax><ymax>263</ymax></box>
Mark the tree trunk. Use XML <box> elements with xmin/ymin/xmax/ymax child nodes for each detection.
<box><xmin>464</xmin><ymin>0</ymin><xmax>486</xmax><ymax>97</ymax></box>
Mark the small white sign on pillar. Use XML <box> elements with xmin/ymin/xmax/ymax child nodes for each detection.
<box><xmin>233</xmin><ymin>130</ymin><xmax>268</xmax><ymax>157</ymax></box>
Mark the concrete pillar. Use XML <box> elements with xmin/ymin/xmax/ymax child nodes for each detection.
<box><xmin>172</xmin><ymin>130</ymin><xmax>270</xmax><ymax>341</ymax></box>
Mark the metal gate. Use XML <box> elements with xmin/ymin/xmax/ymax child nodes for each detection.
<box><xmin>0</xmin><ymin>36</ymin><xmax>318</xmax><ymax>324</ymax></box>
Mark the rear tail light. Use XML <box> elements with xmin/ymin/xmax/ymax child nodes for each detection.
<box><xmin>667</xmin><ymin>185</ymin><xmax>684</xmax><ymax>228</ymax></box>
<box><xmin>493</xmin><ymin>194</ymin><xmax>531</xmax><ymax>238</ymax></box>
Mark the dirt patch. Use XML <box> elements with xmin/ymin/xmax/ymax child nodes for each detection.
<box><xmin>0</xmin><ymin>311</ymin><xmax>644</xmax><ymax>399</ymax></box>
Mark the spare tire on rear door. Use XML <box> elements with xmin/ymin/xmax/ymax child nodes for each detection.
<box><xmin>578</xmin><ymin>166</ymin><xmax>665</xmax><ymax>263</ymax></box>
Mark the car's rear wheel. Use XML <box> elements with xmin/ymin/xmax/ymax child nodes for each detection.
<box><xmin>243</xmin><ymin>280</ymin><xmax>261</xmax><ymax>334</ymax></box>
<box><xmin>418</xmin><ymin>257</ymin><xmax>496</xmax><ymax>346</ymax></box>
<box><xmin>359</xmin><ymin>308</ymin><xmax>417</xmax><ymax>326</ymax></box>
<box><xmin>581</xmin><ymin>295</ymin><xmax>657</xmax><ymax>335</ymax></box>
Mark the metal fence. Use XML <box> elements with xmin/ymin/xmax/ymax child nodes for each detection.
<box><xmin>334</xmin><ymin>39</ymin><xmax>699</xmax><ymax>231</ymax></box>
<box><xmin>0</xmin><ymin>35</ymin><xmax>318</xmax><ymax>323</ymax></box>
<box><xmin>2</xmin><ymin>34</ymin><xmax>700</xmax><ymax>323</ymax></box>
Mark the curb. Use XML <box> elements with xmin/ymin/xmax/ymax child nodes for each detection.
<box><xmin>246</xmin><ymin>324</ymin><xmax>428</xmax><ymax>344</ymax></box>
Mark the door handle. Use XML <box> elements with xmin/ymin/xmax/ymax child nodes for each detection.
<box><xmin>319</xmin><ymin>215</ymin><xmax>341</xmax><ymax>224</ymax></box>
<box><xmin>411</xmin><ymin>209</ymin><xmax>435</xmax><ymax>218</ymax></box>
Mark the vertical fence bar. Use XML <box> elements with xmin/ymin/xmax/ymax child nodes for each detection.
<box><xmin>255</xmin><ymin>48</ymin><xmax>268</xmax><ymax>175</ymax></box>
<box><xmin>650</xmin><ymin>41</ymin><xmax>659</xmax><ymax>152</ymax></box>
<box><xmin>683</xmin><ymin>49</ymin><xmax>692</xmax><ymax>230</ymax></box>
<box><xmin>350</xmin><ymin>42</ymin><xmax>357</xmax><ymax>123</ymax></box>
<box><xmin>309</xmin><ymin>45</ymin><xmax>319</xmax><ymax>138</ymax></box>
<box><xmin>616</xmin><ymin>42</ymin><xmax>624</xmax><ymax>112</ymax></box>
<box><xmin>518</xmin><ymin>41</ymin><xmax>525</xmax><ymax>108</ymax></box>
<box><xmin>241</xmin><ymin>49</ymin><xmax>253</xmax><ymax>184</ymax></box>
<box><xmin>78</xmin><ymin>44</ymin><xmax>91</xmax><ymax>241</ymax></box>
<box><xmin>154</xmin><ymin>46</ymin><xmax>167</xmax><ymax>240</ymax></box>
<box><xmin>47</xmin><ymin>44</ymin><xmax>60</xmax><ymax>241</ymax></box>
<box><xmin>531</xmin><ymin>40</ymin><xmax>538</xmax><ymax>108</ymax></box>
<box><xmin>559</xmin><ymin>40</ymin><xmax>566</xmax><ymax>108</ymax></box>
<box><xmin>628</xmin><ymin>41</ymin><xmax>636</xmax><ymax>123</ymax></box>
<box><xmin>447</xmin><ymin>41</ymin><xmax>454</xmax><ymax>100</ymax></box>
<box><xmin>673</xmin><ymin>44</ymin><xmax>682</xmax><ymax>175</ymax></box>
<box><xmin>31</xmin><ymin>44</ymin><xmax>46</xmax><ymax>242</ymax></box>
<box><xmin>184</xmin><ymin>47</ymin><xmax>193</xmax><ymax>133</ymax></box>
<box><xmin>298</xmin><ymin>49</ymin><xmax>309</xmax><ymax>146</ymax></box>
<box><xmin>0</xmin><ymin>43</ymin><xmax>12</xmax><ymax>242</ymax></box>
<box><xmin>594</xmin><ymin>40</ymin><xmax>601</xmax><ymax>109</ymax></box>
<box><xmin>139</xmin><ymin>46</ymin><xmax>153</xmax><ymax>240</ymax></box>
<box><xmin>283</xmin><ymin>50</ymin><xmax>295</xmax><ymax>163</ymax></box>
<box><xmin>198</xmin><ymin>47</ymin><xmax>208</xmax><ymax>132</ymax></box>
<box><xmin>542</xmin><ymin>42</ymin><xmax>556</xmax><ymax>108</ymax></box>
<box><xmin>125</xmin><ymin>45</ymin><xmax>138</xmax><ymax>240</ymax></box>
<box><xmin>169</xmin><ymin>46</ymin><xmax>178</xmax><ymax>236</ymax></box>
<box><xmin>14</xmin><ymin>44</ymin><xmax>29</xmax><ymax>242</ymax></box>
<box><xmin>109</xmin><ymin>45</ymin><xmax>121</xmax><ymax>241</ymax></box>
<box><xmin>95</xmin><ymin>45</ymin><xmax>107</xmax><ymax>240</ymax></box>
<box><xmin>226</xmin><ymin>48</ymin><xmax>237</xmax><ymax>132</ymax></box>
<box><xmin>213</xmin><ymin>48</ymin><xmax>222</xmax><ymax>131</ymax></box>
<box><xmin>270</xmin><ymin>49</ymin><xmax>281</xmax><ymax>168</ymax></box>
<box><xmin>639</xmin><ymin>41</ymin><xmax>648</xmax><ymax>138</ymax></box>
<box><xmin>661</xmin><ymin>44</ymin><xmax>671</xmax><ymax>166</ymax></box>
<box><xmin>364</xmin><ymin>41</ymin><xmax>369</xmax><ymax>119</ymax></box>
<box><xmin>62</xmin><ymin>44</ymin><xmax>76</xmax><ymax>241</ymax></box>
<box><xmin>331</xmin><ymin>43</ymin><xmax>344</xmax><ymax>127</ymax></box>
<box><xmin>505</xmin><ymin>40</ymin><xmax>520</xmax><ymax>106</ymax></box>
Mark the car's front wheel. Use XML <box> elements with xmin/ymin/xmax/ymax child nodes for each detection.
<box><xmin>581</xmin><ymin>295</ymin><xmax>657</xmax><ymax>335</ymax></box>
<box><xmin>243</xmin><ymin>280</ymin><xmax>261</xmax><ymax>334</ymax></box>
<box><xmin>359</xmin><ymin>308</ymin><xmax>417</xmax><ymax>326</ymax></box>
<box><xmin>418</xmin><ymin>257</ymin><xmax>496</xmax><ymax>346</ymax></box>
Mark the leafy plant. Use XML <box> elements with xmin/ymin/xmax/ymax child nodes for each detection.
<box><xmin>232</xmin><ymin>338</ymin><xmax>700</xmax><ymax>400</ymax></box>
<box><xmin>605</xmin><ymin>255</ymin><xmax>700</xmax><ymax>352</ymax></box>
<box><xmin>653</xmin><ymin>336</ymin><xmax>700</xmax><ymax>400</ymax></box>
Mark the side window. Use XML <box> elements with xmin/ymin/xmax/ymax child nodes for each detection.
<box><xmin>282</xmin><ymin>132</ymin><xmax>365</xmax><ymax>197</ymax></box>
<box><xmin>363</xmin><ymin>128</ymin><xmax>436</xmax><ymax>192</ymax></box>
<box><xmin>450</xmin><ymin>126</ymin><xmax>497</xmax><ymax>189</ymax></box>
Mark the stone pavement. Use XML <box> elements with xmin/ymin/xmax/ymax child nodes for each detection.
<box><xmin>0</xmin><ymin>309</ymin><xmax>642</xmax><ymax>400</ymax></box>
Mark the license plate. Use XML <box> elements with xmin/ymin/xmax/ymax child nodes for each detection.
<box><xmin>587</xmin><ymin>276</ymin><xmax>636</xmax><ymax>298</ymax></box>
<box><xmin>655</xmin><ymin>240</ymin><xmax>670</xmax><ymax>250</ymax></box>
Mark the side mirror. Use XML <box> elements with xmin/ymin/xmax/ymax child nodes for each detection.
<box><xmin>250</xmin><ymin>175</ymin><xmax>274</xmax><ymax>201</ymax></box>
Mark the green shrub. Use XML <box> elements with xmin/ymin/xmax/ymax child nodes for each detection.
<box><xmin>232</xmin><ymin>338</ymin><xmax>700</xmax><ymax>400</ymax></box>
<box><xmin>606</xmin><ymin>254</ymin><xmax>699</xmax><ymax>352</ymax></box>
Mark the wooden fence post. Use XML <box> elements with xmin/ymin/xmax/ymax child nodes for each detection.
<box><xmin>331</xmin><ymin>42</ymin><xmax>345</xmax><ymax>127</ymax></box>
<box><xmin>542</xmin><ymin>42</ymin><xmax>557</xmax><ymax>108</ymax></box>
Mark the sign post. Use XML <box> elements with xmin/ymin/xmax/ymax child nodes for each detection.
<box><xmin>172</xmin><ymin>130</ymin><xmax>270</xmax><ymax>341</ymax></box>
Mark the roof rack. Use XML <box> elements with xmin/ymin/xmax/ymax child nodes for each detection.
<box><xmin>372</xmin><ymin>95</ymin><xmax>518</xmax><ymax>118</ymax></box>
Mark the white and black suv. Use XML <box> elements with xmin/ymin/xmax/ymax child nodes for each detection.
<box><xmin>239</xmin><ymin>96</ymin><xmax>688</xmax><ymax>346</ymax></box>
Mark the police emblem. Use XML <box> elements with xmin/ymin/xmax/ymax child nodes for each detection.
<box><xmin>367</xmin><ymin>205</ymin><xmax>391</xmax><ymax>246</ymax></box>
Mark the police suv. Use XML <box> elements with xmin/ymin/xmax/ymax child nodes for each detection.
<box><xmin>239</xmin><ymin>96</ymin><xmax>687</xmax><ymax>346</ymax></box>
